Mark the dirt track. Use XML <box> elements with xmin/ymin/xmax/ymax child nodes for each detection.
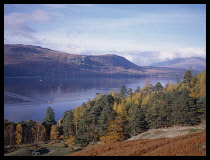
<box><xmin>127</xmin><ymin>123</ymin><xmax>206</xmax><ymax>141</ymax></box>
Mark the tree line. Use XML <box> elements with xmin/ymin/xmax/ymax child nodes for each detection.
<box><xmin>4</xmin><ymin>69</ymin><xmax>206</xmax><ymax>147</ymax></box>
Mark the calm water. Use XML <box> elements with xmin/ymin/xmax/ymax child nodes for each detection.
<box><xmin>4</xmin><ymin>77</ymin><xmax>176</xmax><ymax>122</ymax></box>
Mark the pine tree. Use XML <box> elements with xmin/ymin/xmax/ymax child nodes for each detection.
<box><xmin>43</xmin><ymin>106</ymin><xmax>56</xmax><ymax>126</ymax></box>
<box><xmin>61</xmin><ymin>110</ymin><xmax>75</xmax><ymax>137</ymax></box>
<box><xmin>42</xmin><ymin>106</ymin><xmax>56</xmax><ymax>137</ymax></box>
<box><xmin>77</xmin><ymin>108</ymin><xmax>93</xmax><ymax>145</ymax></box>
<box><xmin>154</xmin><ymin>82</ymin><xmax>163</xmax><ymax>92</ymax></box>
<box><xmin>26</xmin><ymin>119</ymin><xmax>36</xmax><ymax>143</ymax></box>
<box><xmin>183</xmin><ymin>69</ymin><xmax>193</xmax><ymax>87</ymax></box>
<box><xmin>128</xmin><ymin>104</ymin><xmax>148</xmax><ymax>136</ymax></box>
<box><xmin>120</xmin><ymin>84</ymin><xmax>127</xmax><ymax>97</ymax></box>
<box><xmin>135</xmin><ymin>86</ymin><xmax>141</xmax><ymax>93</ymax></box>
<box><xmin>98</xmin><ymin>106</ymin><xmax>115</xmax><ymax>137</ymax></box>
<box><xmin>127</xmin><ymin>88</ymin><xmax>133</xmax><ymax>97</ymax></box>
<box><xmin>196</xmin><ymin>96</ymin><xmax>206</xmax><ymax>122</ymax></box>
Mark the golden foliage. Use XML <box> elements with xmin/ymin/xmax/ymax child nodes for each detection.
<box><xmin>50</xmin><ymin>125</ymin><xmax>59</xmax><ymax>141</ymax></box>
<box><xmin>100</xmin><ymin>115</ymin><xmax>125</xmax><ymax>143</ymax></box>
<box><xmin>189</xmin><ymin>70</ymin><xmax>206</xmax><ymax>98</ymax></box>
<box><xmin>66</xmin><ymin>136</ymin><xmax>75</xmax><ymax>147</ymax></box>
<box><xmin>113</xmin><ymin>102</ymin><xmax>118</xmax><ymax>112</ymax></box>
<box><xmin>15</xmin><ymin>124</ymin><xmax>23</xmax><ymax>145</ymax></box>
<box><xmin>141</xmin><ymin>93</ymin><xmax>151</xmax><ymax>106</ymax></box>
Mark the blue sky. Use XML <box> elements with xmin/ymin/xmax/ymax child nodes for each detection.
<box><xmin>4</xmin><ymin>4</ymin><xmax>206</xmax><ymax>65</ymax></box>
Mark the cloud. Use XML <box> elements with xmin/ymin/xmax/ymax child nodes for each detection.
<box><xmin>95</xmin><ymin>48</ymin><xmax>206</xmax><ymax>66</ymax></box>
<box><xmin>157</xmin><ymin>47</ymin><xmax>206</xmax><ymax>61</ymax></box>
<box><xmin>4</xmin><ymin>9</ymin><xmax>54</xmax><ymax>39</ymax></box>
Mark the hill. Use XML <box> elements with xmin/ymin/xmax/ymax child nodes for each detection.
<box><xmin>150</xmin><ymin>57</ymin><xmax>206</xmax><ymax>72</ymax></box>
<box><xmin>69</xmin><ymin>130</ymin><xmax>206</xmax><ymax>156</ymax></box>
<box><xmin>4</xmin><ymin>44</ymin><xmax>185</xmax><ymax>78</ymax></box>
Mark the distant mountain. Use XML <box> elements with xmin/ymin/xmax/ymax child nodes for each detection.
<box><xmin>4</xmin><ymin>44</ymin><xmax>185</xmax><ymax>78</ymax></box>
<box><xmin>150</xmin><ymin>57</ymin><xmax>206</xmax><ymax>72</ymax></box>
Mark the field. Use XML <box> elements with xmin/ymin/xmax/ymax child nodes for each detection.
<box><xmin>4</xmin><ymin>141</ymin><xmax>82</xmax><ymax>156</ymax></box>
<box><xmin>69</xmin><ymin>130</ymin><xmax>206</xmax><ymax>156</ymax></box>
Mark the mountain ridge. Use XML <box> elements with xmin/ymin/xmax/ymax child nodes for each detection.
<box><xmin>150</xmin><ymin>57</ymin><xmax>206</xmax><ymax>72</ymax></box>
<box><xmin>4</xmin><ymin>44</ymin><xmax>185</xmax><ymax>78</ymax></box>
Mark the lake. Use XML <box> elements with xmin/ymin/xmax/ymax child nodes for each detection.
<box><xmin>4</xmin><ymin>77</ymin><xmax>176</xmax><ymax>122</ymax></box>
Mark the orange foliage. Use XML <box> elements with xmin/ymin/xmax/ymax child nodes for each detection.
<box><xmin>69</xmin><ymin>130</ymin><xmax>206</xmax><ymax>156</ymax></box>
<box><xmin>100</xmin><ymin>115</ymin><xmax>124</xmax><ymax>143</ymax></box>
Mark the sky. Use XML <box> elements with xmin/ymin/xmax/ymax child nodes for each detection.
<box><xmin>4</xmin><ymin>4</ymin><xmax>206</xmax><ymax>65</ymax></box>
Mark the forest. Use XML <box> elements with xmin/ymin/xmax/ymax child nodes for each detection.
<box><xmin>4</xmin><ymin>69</ymin><xmax>206</xmax><ymax>148</ymax></box>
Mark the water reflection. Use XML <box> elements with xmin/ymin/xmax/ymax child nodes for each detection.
<box><xmin>4</xmin><ymin>77</ymin><xmax>176</xmax><ymax>122</ymax></box>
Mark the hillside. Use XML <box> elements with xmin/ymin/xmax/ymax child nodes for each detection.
<box><xmin>150</xmin><ymin>57</ymin><xmax>206</xmax><ymax>72</ymax></box>
<box><xmin>4</xmin><ymin>44</ymin><xmax>185</xmax><ymax>78</ymax></box>
<box><xmin>69</xmin><ymin>130</ymin><xmax>206</xmax><ymax>156</ymax></box>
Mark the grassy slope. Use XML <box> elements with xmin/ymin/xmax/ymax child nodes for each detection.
<box><xmin>69</xmin><ymin>130</ymin><xmax>206</xmax><ymax>156</ymax></box>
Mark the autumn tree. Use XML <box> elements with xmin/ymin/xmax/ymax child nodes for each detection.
<box><xmin>73</xmin><ymin>106</ymin><xmax>84</xmax><ymax>137</ymax></box>
<box><xmin>15</xmin><ymin>124</ymin><xmax>23</xmax><ymax>145</ymax></box>
<box><xmin>100</xmin><ymin>115</ymin><xmax>124</xmax><ymax>143</ymax></box>
<box><xmin>50</xmin><ymin>125</ymin><xmax>59</xmax><ymax>141</ymax></box>
<box><xmin>40</xmin><ymin>125</ymin><xmax>47</xmax><ymax>141</ymax></box>
<box><xmin>142</xmin><ymin>79</ymin><xmax>153</xmax><ymax>94</ymax></box>
<box><xmin>66</xmin><ymin>136</ymin><xmax>75</xmax><ymax>149</ymax></box>
<box><xmin>18</xmin><ymin>121</ymin><xmax>29</xmax><ymax>144</ymax></box>
<box><xmin>26</xmin><ymin>119</ymin><xmax>36</xmax><ymax>143</ymax></box>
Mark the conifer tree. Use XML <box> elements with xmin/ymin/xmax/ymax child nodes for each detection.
<box><xmin>128</xmin><ymin>104</ymin><xmax>148</xmax><ymax>136</ymax></box>
<box><xmin>43</xmin><ymin>106</ymin><xmax>56</xmax><ymax>126</ymax></box>
<box><xmin>61</xmin><ymin>110</ymin><xmax>75</xmax><ymax>137</ymax></box>
<box><xmin>42</xmin><ymin>106</ymin><xmax>56</xmax><ymax>137</ymax></box>
<box><xmin>135</xmin><ymin>86</ymin><xmax>141</xmax><ymax>93</ymax></box>
<box><xmin>98</xmin><ymin>106</ymin><xmax>115</xmax><ymax>137</ymax></box>
<box><xmin>183</xmin><ymin>69</ymin><xmax>193</xmax><ymax>87</ymax></box>
<box><xmin>120</xmin><ymin>84</ymin><xmax>127</xmax><ymax>97</ymax></box>
<box><xmin>196</xmin><ymin>96</ymin><xmax>206</xmax><ymax>122</ymax></box>
<box><xmin>154</xmin><ymin>82</ymin><xmax>163</xmax><ymax>92</ymax></box>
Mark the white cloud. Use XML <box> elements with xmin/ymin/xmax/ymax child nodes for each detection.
<box><xmin>157</xmin><ymin>47</ymin><xmax>206</xmax><ymax>61</ymax></box>
<box><xmin>93</xmin><ymin>48</ymin><xmax>206</xmax><ymax>66</ymax></box>
<box><xmin>4</xmin><ymin>9</ymin><xmax>54</xmax><ymax>39</ymax></box>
